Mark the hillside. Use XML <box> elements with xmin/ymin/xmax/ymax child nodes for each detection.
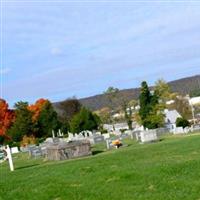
<box><xmin>80</xmin><ymin>75</ymin><xmax>200</xmax><ymax>110</ymax></box>
<box><xmin>55</xmin><ymin>75</ymin><xmax>200</xmax><ymax>111</ymax></box>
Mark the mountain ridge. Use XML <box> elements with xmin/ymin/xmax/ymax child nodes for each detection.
<box><xmin>54</xmin><ymin>74</ymin><xmax>200</xmax><ymax>111</ymax></box>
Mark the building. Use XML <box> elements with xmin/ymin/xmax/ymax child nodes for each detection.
<box><xmin>189</xmin><ymin>96</ymin><xmax>200</xmax><ymax>105</ymax></box>
<box><xmin>164</xmin><ymin>109</ymin><xmax>181</xmax><ymax>129</ymax></box>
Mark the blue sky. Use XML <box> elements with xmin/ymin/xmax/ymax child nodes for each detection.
<box><xmin>1</xmin><ymin>1</ymin><xmax>200</xmax><ymax>106</ymax></box>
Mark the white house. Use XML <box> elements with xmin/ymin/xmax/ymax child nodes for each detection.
<box><xmin>164</xmin><ymin>109</ymin><xmax>181</xmax><ymax>129</ymax></box>
<box><xmin>189</xmin><ymin>96</ymin><xmax>200</xmax><ymax>105</ymax></box>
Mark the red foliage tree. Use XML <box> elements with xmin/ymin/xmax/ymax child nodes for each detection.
<box><xmin>28</xmin><ymin>98</ymin><xmax>49</xmax><ymax>121</ymax></box>
<box><xmin>0</xmin><ymin>99</ymin><xmax>15</xmax><ymax>139</ymax></box>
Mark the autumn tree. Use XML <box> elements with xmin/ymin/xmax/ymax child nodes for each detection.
<box><xmin>28</xmin><ymin>98</ymin><xmax>49</xmax><ymax>122</ymax></box>
<box><xmin>95</xmin><ymin>107</ymin><xmax>112</xmax><ymax>124</ymax></box>
<box><xmin>0</xmin><ymin>99</ymin><xmax>15</xmax><ymax>143</ymax></box>
<box><xmin>154</xmin><ymin>79</ymin><xmax>171</xmax><ymax>102</ymax></box>
<box><xmin>168</xmin><ymin>96</ymin><xmax>192</xmax><ymax>120</ymax></box>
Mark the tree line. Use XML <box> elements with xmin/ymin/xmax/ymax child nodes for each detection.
<box><xmin>0</xmin><ymin>98</ymin><xmax>100</xmax><ymax>145</ymax></box>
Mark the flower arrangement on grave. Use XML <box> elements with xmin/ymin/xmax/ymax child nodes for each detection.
<box><xmin>20</xmin><ymin>135</ymin><xmax>37</xmax><ymax>147</ymax></box>
<box><xmin>112</xmin><ymin>139</ymin><xmax>122</xmax><ymax>148</ymax></box>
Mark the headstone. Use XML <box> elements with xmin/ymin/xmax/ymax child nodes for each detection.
<box><xmin>89</xmin><ymin>135</ymin><xmax>104</xmax><ymax>144</ymax></box>
<box><xmin>52</xmin><ymin>130</ymin><xmax>55</xmax><ymax>138</ymax></box>
<box><xmin>11</xmin><ymin>147</ymin><xmax>19</xmax><ymax>154</ymax></box>
<box><xmin>106</xmin><ymin>139</ymin><xmax>113</xmax><ymax>149</ymax></box>
<box><xmin>20</xmin><ymin>146</ymin><xmax>30</xmax><ymax>152</ymax></box>
<box><xmin>103</xmin><ymin>133</ymin><xmax>110</xmax><ymax>140</ymax></box>
<box><xmin>46</xmin><ymin>140</ymin><xmax>91</xmax><ymax>161</ymax></box>
<box><xmin>173</xmin><ymin>127</ymin><xmax>184</xmax><ymax>134</ymax></box>
<box><xmin>28</xmin><ymin>146</ymin><xmax>42</xmax><ymax>158</ymax></box>
<box><xmin>136</xmin><ymin>130</ymin><xmax>158</xmax><ymax>143</ymax></box>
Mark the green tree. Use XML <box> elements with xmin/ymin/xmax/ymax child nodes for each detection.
<box><xmin>190</xmin><ymin>89</ymin><xmax>200</xmax><ymax>97</ymax></box>
<box><xmin>104</xmin><ymin>87</ymin><xmax>119</xmax><ymax>94</ymax></box>
<box><xmin>8</xmin><ymin>102</ymin><xmax>34</xmax><ymax>142</ymax></box>
<box><xmin>176</xmin><ymin>117</ymin><xmax>190</xmax><ymax>128</ymax></box>
<box><xmin>139</xmin><ymin>81</ymin><xmax>151</xmax><ymax>121</ymax></box>
<box><xmin>139</xmin><ymin>81</ymin><xmax>165</xmax><ymax>129</ymax></box>
<box><xmin>70</xmin><ymin>107</ymin><xmax>100</xmax><ymax>133</ymax></box>
<box><xmin>37</xmin><ymin>101</ymin><xmax>61</xmax><ymax>137</ymax></box>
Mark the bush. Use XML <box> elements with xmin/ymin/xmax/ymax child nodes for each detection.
<box><xmin>176</xmin><ymin>117</ymin><xmax>190</xmax><ymax>128</ymax></box>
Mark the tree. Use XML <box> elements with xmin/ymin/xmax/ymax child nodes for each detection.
<box><xmin>128</xmin><ymin>99</ymin><xmax>138</xmax><ymax>108</ymax></box>
<box><xmin>154</xmin><ymin>79</ymin><xmax>171</xmax><ymax>102</ymax></box>
<box><xmin>36</xmin><ymin>101</ymin><xmax>61</xmax><ymax>137</ymax></box>
<box><xmin>8</xmin><ymin>102</ymin><xmax>34</xmax><ymax>142</ymax></box>
<box><xmin>0</xmin><ymin>99</ymin><xmax>15</xmax><ymax>143</ymax></box>
<box><xmin>57</xmin><ymin>98</ymin><xmax>82</xmax><ymax>122</ymax></box>
<box><xmin>139</xmin><ymin>81</ymin><xmax>151</xmax><ymax>122</ymax></box>
<box><xmin>168</xmin><ymin>96</ymin><xmax>192</xmax><ymax>119</ymax></box>
<box><xmin>70</xmin><ymin>107</ymin><xmax>100</xmax><ymax>133</ymax></box>
<box><xmin>104</xmin><ymin>87</ymin><xmax>119</xmax><ymax>95</ymax></box>
<box><xmin>190</xmin><ymin>89</ymin><xmax>200</xmax><ymax>98</ymax></box>
<box><xmin>95</xmin><ymin>107</ymin><xmax>112</xmax><ymax>124</ymax></box>
<box><xmin>139</xmin><ymin>81</ymin><xmax>165</xmax><ymax>129</ymax></box>
<box><xmin>28</xmin><ymin>98</ymin><xmax>49</xmax><ymax>122</ymax></box>
<box><xmin>176</xmin><ymin>117</ymin><xmax>190</xmax><ymax>128</ymax></box>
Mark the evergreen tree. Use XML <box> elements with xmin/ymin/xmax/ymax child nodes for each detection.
<box><xmin>139</xmin><ymin>81</ymin><xmax>164</xmax><ymax>129</ymax></box>
<box><xmin>70</xmin><ymin>107</ymin><xmax>100</xmax><ymax>133</ymax></box>
<box><xmin>8</xmin><ymin>101</ymin><xmax>34</xmax><ymax>142</ymax></box>
<box><xmin>176</xmin><ymin>117</ymin><xmax>190</xmax><ymax>128</ymax></box>
<box><xmin>37</xmin><ymin>101</ymin><xmax>61</xmax><ymax>137</ymax></box>
<box><xmin>139</xmin><ymin>81</ymin><xmax>151</xmax><ymax>121</ymax></box>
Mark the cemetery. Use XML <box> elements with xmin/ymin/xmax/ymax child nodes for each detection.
<box><xmin>1</xmin><ymin>73</ymin><xmax>200</xmax><ymax>200</ymax></box>
<box><xmin>1</xmin><ymin>132</ymin><xmax>200</xmax><ymax>200</ymax></box>
<box><xmin>1</xmin><ymin>95</ymin><xmax>200</xmax><ymax>199</ymax></box>
<box><xmin>1</xmin><ymin>1</ymin><xmax>200</xmax><ymax>199</ymax></box>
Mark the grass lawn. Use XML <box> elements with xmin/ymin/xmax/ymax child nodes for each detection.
<box><xmin>1</xmin><ymin>134</ymin><xmax>200</xmax><ymax>200</ymax></box>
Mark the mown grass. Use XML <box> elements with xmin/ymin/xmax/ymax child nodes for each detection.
<box><xmin>1</xmin><ymin>134</ymin><xmax>200</xmax><ymax>200</ymax></box>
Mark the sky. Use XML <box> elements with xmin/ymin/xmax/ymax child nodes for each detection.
<box><xmin>1</xmin><ymin>0</ymin><xmax>200</xmax><ymax>106</ymax></box>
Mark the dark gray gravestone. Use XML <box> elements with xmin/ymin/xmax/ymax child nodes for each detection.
<box><xmin>46</xmin><ymin>140</ymin><xmax>92</xmax><ymax>161</ymax></box>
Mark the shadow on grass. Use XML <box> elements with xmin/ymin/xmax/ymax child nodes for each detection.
<box><xmin>92</xmin><ymin>150</ymin><xmax>104</xmax><ymax>155</ymax></box>
<box><xmin>16</xmin><ymin>164</ymin><xmax>40</xmax><ymax>170</ymax></box>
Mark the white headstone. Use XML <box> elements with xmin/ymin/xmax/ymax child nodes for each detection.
<box><xmin>52</xmin><ymin>130</ymin><xmax>55</xmax><ymax>138</ymax></box>
<box><xmin>11</xmin><ymin>147</ymin><xmax>19</xmax><ymax>154</ymax></box>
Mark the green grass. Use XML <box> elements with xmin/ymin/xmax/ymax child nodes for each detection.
<box><xmin>1</xmin><ymin>134</ymin><xmax>200</xmax><ymax>200</ymax></box>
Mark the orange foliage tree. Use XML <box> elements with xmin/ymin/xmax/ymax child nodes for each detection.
<box><xmin>0</xmin><ymin>99</ymin><xmax>15</xmax><ymax>140</ymax></box>
<box><xmin>28</xmin><ymin>98</ymin><xmax>49</xmax><ymax>122</ymax></box>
